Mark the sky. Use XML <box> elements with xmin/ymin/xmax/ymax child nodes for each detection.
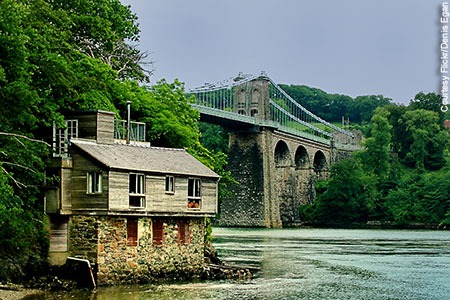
<box><xmin>122</xmin><ymin>0</ymin><xmax>445</xmax><ymax>105</ymax></box>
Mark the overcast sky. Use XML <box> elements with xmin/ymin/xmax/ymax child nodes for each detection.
<box><xmin>122</xmin><ymin>0</ymin><xmax>444</xmax><ymax>104</ymax></box>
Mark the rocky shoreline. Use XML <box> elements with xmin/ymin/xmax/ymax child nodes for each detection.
<box><xmin>0</xmin><ymin>244</ymin><xmax>256</xmax><ymax>299</ymax></box>
<box><xmin>0</xmin><ymin>284</ymin><xmax>43</xmax><ymax>300</ymax></box>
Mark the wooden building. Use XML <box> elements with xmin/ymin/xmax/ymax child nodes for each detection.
<box><xmin>45</xmin><ymin>110</ymin><xmax>219</xmax><ymax>284</ymax></box>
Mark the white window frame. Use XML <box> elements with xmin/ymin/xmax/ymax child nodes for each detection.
<box><xmin>165</xmin><ymin>175</ymin><xmax>175</xmax><ymax>194</ymax></box>
<box><xmin>129</xmin><ymin>173</ymin><xmax>145</xmax><ymax>208</ymax></box>
<box><xmin>187</xmin><ymin>178</ymin><xmax>201</xmax><ymax>209</ymax></box>
<box><xmin>87</xmin><ymin>172</ymin><xmax>102</xmax><ymax>194</ymax></box>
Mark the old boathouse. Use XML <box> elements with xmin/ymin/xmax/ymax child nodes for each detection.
<box><xmin>44</xmin><ymin>110</ymin><xmax>219</xmax><ymax>285</ymax></box>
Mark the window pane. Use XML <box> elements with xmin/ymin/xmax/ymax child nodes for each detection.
<box><xmin>96</xmin><ymin>173</ymin><xmax>102</xmax><ymax>192</ymax></box>
<box><xmin>166</xmin><ymin>176</ymin><xmax>174</xmax><ymax>193</ymax></box>
<box><xmin>194</xmin><ymin>179</ymin><xmax>201</xmax><ymax>197</ymax></box>
<box><xmin>138</xmin><ymin>174</ymin><xmax>144</xmax><ymax>194</ymax></box>
<box><xmin>129</xmin><ymin>174</ymin><xmax>136</xmax><ymax>193</ymax></box>
<box><xmin>129</xmin><ymin>195</ymin><xmax>144</xmax><ymax>208</ymax></box>
<box><xmin>87</xmin><ymin>173</ymin><xmax>93</xmax><ymax>193</ymax></box>
<box><xmin>188</xmin><ymin>178</ymin><xmax>194</xmax><ymax>197</ymax></box>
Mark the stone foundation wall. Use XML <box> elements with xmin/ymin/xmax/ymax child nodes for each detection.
<box><xmin>96</xmin><ymin>216</ymin><xmax>205</xmax><ymax>285</ymax></box>
<box><xmin>69</xmin><ymin>216</ymin><xmax>99</xmax><ymax>264</ymax></box>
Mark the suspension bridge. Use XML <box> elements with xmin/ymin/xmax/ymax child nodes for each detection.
<box><xmin>188</xmin><ymin>72</ymin><xmax>358</xmax><ymax>149</ymax></box>
<box><xmin>188</xmin><ymin>72</ymin><xmax>361</xmax><ymax>227</ymax></box>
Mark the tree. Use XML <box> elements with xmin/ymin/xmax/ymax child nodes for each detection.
<box><xmin>409</xmin><ymin>92</ymin><xmax>445</xmax><ymax>123</ymax></box>
<box><xmin>199</xmin><ymin>123</ymin><xmax>229</xmax><ymax>153</ymax></box>
<box><xmin>400</xmin><ymin>109</ymin><xmax>448</xmax><ymax>170</ymax></box>
<box><xmin>349</xmin><ymin>95</ymin><xmax>391</xmax><ymax>123</ymax></box>
<box><xmin>49</xmin><ymin>0</ymin><xmax>152</xmax><ymax>82</ymax></box>
<box><xmin>384</xmin><ymin>167</ymin><xmax>450</xmax><ymax>225</ymax></box>
<box><xmin>0</xmin><ymin>0</ymin><xmax>151</xmax><ymax>281</ymax></box>
<box><xmin>357</xmin><ymin>107</ymin><xmax>392</xmax><ymax>179</ymax></box>
<box><xmin>312</xmin><ymin>158</ymin><xmax>377</xmax><ymax>225</ymax></box>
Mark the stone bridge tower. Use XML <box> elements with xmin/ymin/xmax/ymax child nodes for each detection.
<box><xmin>218</xmin><ymin>77</ymin><xmax>331</xmax><ymax>228</ymax></box>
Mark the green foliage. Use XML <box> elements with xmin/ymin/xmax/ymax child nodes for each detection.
<box><xmin>400</xmin><ymin>109</ymin><xmax>448</xmax><ymax>170</ymax></box>
<box><xmin>0</xmin><ymin>138</ymin><xmax>49</xmax><ymax>282</ymax></box>
<box><xmin>309</xmin><ymin>91</ymin><xmax>449</xmax><ymax>226</ymax></box>
<box><xmin>357</xmin><ymin>107</ymin><xmax>392</xmax><ymax>179</ymax></box>
<box><xmin>0</xmin><ymin>0</ymin><xmax>146</xmax><ymax>282</ymax></box>
<box><xmin>311</xmin><ymin>158</ymin><xmax>377</xmax><ymax>225</ymax></box>
<box><xmin>384</xmin><ymin>167</ymin><xmax>450</xmax><ymax>225</ymax></box>
<box><xmin>279</xmin><ymin>84</ymin><xmax>391</xmax><ymax>124</ymax></box>
<box><xmin>199</xmin><ymin>123</ymin><xmax>229</xmax><ymax>153</ymax></box>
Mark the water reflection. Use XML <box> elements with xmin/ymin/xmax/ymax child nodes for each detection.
<box><xmin>35</xmin><ymin>228</ymin><xmax>450</xmax><ymax>300</ymax></box>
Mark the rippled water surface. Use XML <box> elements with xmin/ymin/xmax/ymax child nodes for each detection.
<box><xmin>42</xmin><ymin>228</ymin><xmax>450</xmax><ymax>299</ymax></box>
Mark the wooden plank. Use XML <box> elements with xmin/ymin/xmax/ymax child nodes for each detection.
<box><xmin>108</xmin><ymin>171</ymin><xmax>129</xmax><ymax>210</ymax></box>
<box><xmin>49</xmin><ymin>219</ymin><xmax>68</xmax><ymax>252</ymax></box>
<box><xmin>69</xmin><ymin>150</ymin><xmax>108</xmax><ymax>211</ymax></box>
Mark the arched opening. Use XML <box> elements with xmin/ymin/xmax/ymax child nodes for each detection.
<box><xmin>238</xmin><ymin>109</ymin><xmax>246</xmax><ymax>115</ymax></box>
<box><xmin>294</xmin><ymin>146</ymin><xmax>309</xmax><ymax>168</ymax></box>
<box><xmin>313</xmin><ymin>150</ymin><xmax>327</xmax><ymax>172</ymax></box>
<box><xmin>250</xmin><ymin>109</ymin><xmax>259</xmax><ymax>117</ymax></box>
<box><xmin>274</xmin><ymin>140</ymin><xmax>291</xmax><ymax>167</ymax></box>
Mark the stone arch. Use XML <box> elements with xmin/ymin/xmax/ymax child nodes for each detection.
<box><xmin>274</xmin><ymin>140</ymin><xmax>291</xmax><ymax>167</ymax></box>
<box><xmin>238</xmin><ymin>109</ymin><xmax>246</xmax><ymax>115</ymax></box>
<box><xmin>250</xmin><ymin>108</ymin><xmax>259</xmax><ymax>117</ymax></box>
<box><xmin>294</xmin><ymin>145</ymin><xmax>309</xmax><ymax>168</ymax></box>
<box><xmin>313</xmin><ymin>150</ymin><xmax>327</xmax><ymax>171</ymax></box>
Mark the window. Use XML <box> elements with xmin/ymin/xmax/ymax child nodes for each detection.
<box><xmin>152</xmin><ymin>220</ymin><xmax>164</xmax><ymax>245</ymax></box>
<box><xmin>54</xmin><ymin>119</ymin><xmax>78</xmax><ymax>156</ymax></box>
<box><xmin>127</xmin><ymin>218</ymin><xmax>138</xmax><ymax>246</ymax></box>
<box><xmin>129</xmin><ymin>173</ymin><xmax>145</xmax><ymax>208</ymax></box>
<box><xmin>165</xmin><ymin>176</ymin><xmax>175</xmax><ymax>194</ymax></box>
<box><xmin>187</xmin><ymin>178</ymin><xmax>201</xmax><ymax>209</ymax></box>
<box><xmin>87</xmin><ymin>172</ymin><xmax>102</xmax><ymax>194</ymax></box>
<box><xmin>177</xmin><ymin>220</ymin><xmax>190</xmax><ymax>245</ymax></box>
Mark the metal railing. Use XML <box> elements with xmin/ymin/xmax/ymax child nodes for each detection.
<box><xmin>114</xmin><ymin>120</ymin><xmax>146</xmax><ymax>142</ymax></box>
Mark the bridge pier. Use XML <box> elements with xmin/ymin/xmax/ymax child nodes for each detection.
<box><xmin>218</xmin><ymin>129</ymin><xmax>280</xmax><ymax>227</ymax></box>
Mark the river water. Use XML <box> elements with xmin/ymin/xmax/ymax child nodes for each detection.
<box><xmin>40</xmin><ymin>227</ymin><xmax>450</xmax><ymax>300</ymax></box>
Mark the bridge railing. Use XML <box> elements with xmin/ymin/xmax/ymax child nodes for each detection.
<box><xmin>188</xmin><ymin>73</ymin><xmax>357</xmax><ymax>147</ymax></box>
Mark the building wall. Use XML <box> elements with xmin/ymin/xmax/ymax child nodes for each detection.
<box><xmin>70</xmin><ymin>216</ymin><xmax>99</xmax><ymax>264</ymax></box>
<box><xmin>70</xmin><ymin>149</ymin><xmax>109</xmax><ymax>212</ymax></box>
<box><xmin>108</xmin><ymin>171</ymin><xmax>217</xmax><ymax>215</ymax></box>
<box><xmin>69</xmin><ymin>215</ymin><xmax>206</xmax><ymax>285</ymax></box>
<box><xmin>94</xmin><ymin>216</ymin><xmax>205</xmax><ymax>285</ymax></box>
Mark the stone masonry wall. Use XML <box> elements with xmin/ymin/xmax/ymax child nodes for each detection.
<box><xmin>218</xmin><ymin>137</ymin><xmax>266</xmax><ymax>227</ymax></box>
<box><xmin>70</xmin><ymin>215</ymin><xmax>99</xmax><ymax>264</ymax></box>
<box><xmin>96</xmin><ymin>216</ymin><xmax>205</xmax><ymax>285</ymax></box>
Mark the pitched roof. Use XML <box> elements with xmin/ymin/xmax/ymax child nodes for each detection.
<box><xmin>71</xmin><ymin>139</ymin><xmax>219</xmax><ymax>179</ymax></box>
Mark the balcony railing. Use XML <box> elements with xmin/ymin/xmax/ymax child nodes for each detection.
<box><xmin>114</xmin><ymin>120</ymin><xmax>146</xmax><ymax>142</ymax></box>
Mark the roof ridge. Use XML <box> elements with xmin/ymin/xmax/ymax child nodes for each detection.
<box><xmin>113</xmin><ymin>141</ymin><xmax>186</xmax><ymax>151</ymax></box>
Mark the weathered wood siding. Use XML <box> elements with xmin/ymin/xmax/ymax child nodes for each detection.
<box><xmin>148</xmin><ymin>176</ymin><xmax>188</xmax><ymax>213</ymax></box>
<box><xmin>74</xmin><ymin>111</ymin><xmax>114</xmax><ymax>144</ymax></box>
<box><xmin>49</xmin><ymin>216</ymin><xmax>68</xmax><ymax>252</ymax></box>
<box><xmin>200</xmin><ymin>179</ymin><xmax>218</xmax><ymax>213</ymax></box>
<box><xmin>96</xmin><ymin>111</ymin><xmax>115</xmax><ymax>144</ymax></box>
<box><xmin>108</xmin><ymin>172</ymin><xmax>218</xmax><ymax>215</ymax></box>
<box><xmin>108</xmin><ymin>171</ymin><xmax>130</xmax><ymax>210</ymax></box>
<box><xmin>70</xmin><ymin>149</ymin><xmax>108</xmax><ymax>211</ymax></box>
<box><xmin>61</xmin><ymin>166</ymin><xmax>73</xmax><ymax>211</ymax></box>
